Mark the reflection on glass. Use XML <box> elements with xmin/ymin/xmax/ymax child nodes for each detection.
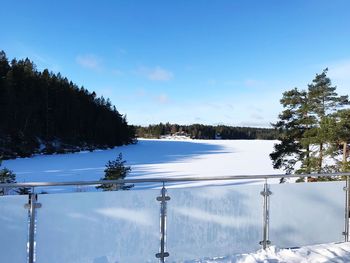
<box><xmin>0</xmin><ymin>195</ymin><xmax>29</xmax><ymax>263</ymax></box>
<box><xmin>269</xmin><ymin>181</ymin><xmax>345</xmax><ymax>248</ymax></box>
<box><xmin>35</xmin><ymin>190</ymin><xmax>160</xmax><ymax>263</ymax></box>
<box><xmin>167</xmin><ymin>184</ymin><xmax>263</xmax><ymax>262</ymax></box>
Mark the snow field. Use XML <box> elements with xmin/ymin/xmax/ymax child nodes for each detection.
<box><xmin>3</xmin><ymin>139</ymin><xmax>284</xmax><ymax>187</ymax></box>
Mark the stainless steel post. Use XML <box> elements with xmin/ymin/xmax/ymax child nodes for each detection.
<box><xmin>260</xmin><ymin>179</ymin><xmax>271</xmax><ymax>249</ymax></box>
<box><xmin>26</xmin><ymin>191</ymin><xmax>41</xmax><ymax>263</ymax></box>
<box><xmin>155</xmin><ymin>183</ymin><xmax>170</xmax><ymax>262</ymax></box>
<box><xmin>344</xmin><ymin>177</ymin><xmax>350</xmax><ymax>242</ymax></box>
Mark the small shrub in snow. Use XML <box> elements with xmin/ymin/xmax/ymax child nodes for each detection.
<box><xmin>96</xmin><ymin>153</ymin><xmax>133</xmax><ymax>191</ymax></box>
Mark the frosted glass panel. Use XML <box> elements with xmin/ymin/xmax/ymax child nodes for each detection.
<box><xmin>269</xmin><ymin>181</ymin><xmax>345</xmax><ymax>248</ymax></box>
<box><xmin>167</xmin><ymin>184</ymin><xmax>263</xmax><ymax>262</ymax></box>
<box><xmin>0</xmin><ymin>195</ymin><xmax>28</xmax><ymax>263</ymax></box>
<box><xmin>35</xmin><ymin>190</ymin><xmax>160</xmax><ymax>263</ymax></box>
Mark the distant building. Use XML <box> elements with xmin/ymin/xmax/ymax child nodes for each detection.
<box><xmin>171</xmin><ymin>131</ymin><xmax>191</xmax><ymax>140</ymax></box>
<box><xmin>215</xmin><ymin>133</ymin><xmax>222</xmax><ymax>140</ymax></box>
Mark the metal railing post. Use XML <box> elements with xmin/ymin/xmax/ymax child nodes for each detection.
<box><xmin>260</xmin><ymin>179</ymin><xmax>271</xmax><ymax>249</ymax></box>
<box><xmin>343</xmin><ymin>176</ymin><xmax>350</xmax><ymax>242</ymax></box>
<box><xmin>25</xmin><ymin>191</ymin><xmax>41</xmax><ymax>263</ymax></box>
<box><xmin>155</xmin><ymin>182</ymin><xmax>170</xmax><ymax>262</ymax></box>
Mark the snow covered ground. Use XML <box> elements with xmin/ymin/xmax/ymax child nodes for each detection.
<box><xmin>2</xmin><ymin>139</ymin><xmax>284</xmax><ymax>188</ymax></box>
<box><xmin>1</xmin><ymin>139</ymin><xmax>349</xmax><ymax>262</ymax></box>
<box><xmin>189</xmin><ymin>242</ymin><xmax>350</xmax><ymax>263</ymax></box>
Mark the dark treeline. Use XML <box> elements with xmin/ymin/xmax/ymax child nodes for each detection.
<box><xmin>136</xmin><ymin>123</ymin><xmax>278</xmax><ymax>140</ymax></box>
<box><xmin>0</xmin><ymin>51</ymin><xmax>135</xmax><ymax>159</ymax></box>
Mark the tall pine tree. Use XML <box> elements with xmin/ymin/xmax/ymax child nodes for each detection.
<box><xmin>271</xmin><ymin>69</ymin><xmax>349</xmax><ymax>178</ymax></box>
<box><xmin>304</xmin><ymin>69</ymin><xmax>349</xmax><ymax>173</ymax></box>
<box><xmin>270</xmin><ymin>88</ymin><xmax>315</xmax><ymax>174</ymax></box>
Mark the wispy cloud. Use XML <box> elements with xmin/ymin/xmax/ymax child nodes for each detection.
<box><xmin>76</xmin><ymin>54</ymin><xmax>102</xmax><ymax>70</ymax></box>
<box><xmin>155</xmin><ymin>94</ymin><xmax>170</xmax><ymax>104</ymax></box>
<box><xmin>137</xmin><ymin>66</ymin><xmax>174</xmax><ymax>81</ymax></box>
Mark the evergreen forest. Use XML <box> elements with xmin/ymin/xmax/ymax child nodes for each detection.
<box><xmin>0</xmin><ymin>51</ymin><xmax>135</xmax><ymax>159</ymax></box>
<box><xmin>136</xmin><ymin>123</ymin><xmax>278</xmax><ymax>140</ymax></box>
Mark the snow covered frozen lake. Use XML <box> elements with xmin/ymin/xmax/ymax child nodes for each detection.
<box><xmin>3</xmin><ymin>139</ymin><xmax>284</xmax><ymax>188</ymax></box>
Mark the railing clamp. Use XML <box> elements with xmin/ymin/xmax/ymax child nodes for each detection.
<box><xmin>24</xmin><ymin>194</ymin><xmax>42</xmax><ymax>209</ymax></box>
<box><xmin>259</xmin><ymin>240</ymin><xmax>271</xmax><ymax>245</ymax></box>
<box><xmin>155</xmin><ymin>252</ymin><xmax>170</xmax><ymax>259</ymax></box>
<box><xmin>157</xmin><ymin>195</ymin><xmax>171</xmax><ymax>202</ymax></box>
<box><xmin>260</xmin><ymin>189</ymin><xmax>272</xmax><ymax>197</ymax></box>
<box><xmin>24</xmin><ymin>202</ymin><xmax>42</xmax><ymax>209</ymax></box>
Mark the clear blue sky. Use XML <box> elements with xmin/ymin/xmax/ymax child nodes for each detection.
<box><xmin>2</xmin><ymin>0</ymin><xmax>350</xmax><ymax>127</ymax></box>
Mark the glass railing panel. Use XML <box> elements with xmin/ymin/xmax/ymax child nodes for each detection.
<box><xmin>269</xmin><ymin>180</ymin><xmax>345</xmax><ymax>248</ymax></box>
<box><xmin>0</xmin><ymin>195</ymin><xmax>29</xmax><ymax>263</ymax></box>
<box><xmin>35</xmin><ymin>190</ymin><xmax>160</xmax><ymax>263</ymax></box>
<box><xmin>167</xmin><ymin>183</ymin><xmax>263</xmax><ymax>262</ymax></box>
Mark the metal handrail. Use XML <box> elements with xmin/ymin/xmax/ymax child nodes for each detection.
<box><xmin>1</xmin><ymin>172</ymin><xmax>350</xmax><ymax>188</ymax></box>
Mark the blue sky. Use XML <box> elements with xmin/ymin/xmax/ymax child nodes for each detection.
<box><xmin>2</xmin><ymin>0</ymin><xmax>350</xmax><ymax>127</ymax></box>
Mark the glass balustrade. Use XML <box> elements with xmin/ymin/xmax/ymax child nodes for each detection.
<box><xmin>166</xmin><ymin>184</ymin><xmax>263</xmax><ymax>262</ymax></box>
<box><xmin>0</xmin><ymin>177</ymin><xmax>348</xmax><ymax>263</ymax></box>
<box><xmin>269</xmin><ymin>180</ymin><xmax>345</xmax><ymax>248</ymax></box>
<box><xmin>35</xmin><ymin>190</ymin><xmax>160</xmax><ymax>263</ymax></box>
<box><xmin>0</xmin><ymin>195</ymin><xmax>29</xmax><ymax>263</ymax></box>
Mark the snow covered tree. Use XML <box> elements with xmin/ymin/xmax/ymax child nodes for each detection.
<box><xmin>97</xmin><ymin>153</ymin><xmax>133</xmax><ymax>191</ymax></box>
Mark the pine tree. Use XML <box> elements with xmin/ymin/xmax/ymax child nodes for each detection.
<box><xmin>97</xmin><ymin>153</ymin><xmax>133</xmax><ymax>191</ymax></box>
<box><xmin>328</xmin><ymin>109</ymin><xmax>350</xmax><ymax>172</ymax></box>
<box><xmin>271</xmin><ymin>69</ymin><xmax>350</xmax><ymax>179</ymax></box>
<box><xmin>304</xmin><ymin>69</ymin><xmax>349</xmax><ymax>173</ymax></box>
<box><xmin>270</xmin><ymin>88</ymin><xmax>315</xmax><ymax>174</ymax></box>
<box><xmin>0</xmin><ymin>158</ymin><xmax>16</xmax><ymax>195</ymax></box>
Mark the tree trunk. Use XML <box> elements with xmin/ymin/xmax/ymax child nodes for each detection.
<box><xmin>306</xmin><ymin>144</ymin><xmax>311</xmax><ymax>182</ymax></box>
<box><xmin>343</xmin><ymin>141</ymin><xmax>348</xmax><ymax>172</ymax></box>
<box><xmin>318</xmin><ymin>142</ymin><xmax>323</xmax><ymax>174</ymax></box>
